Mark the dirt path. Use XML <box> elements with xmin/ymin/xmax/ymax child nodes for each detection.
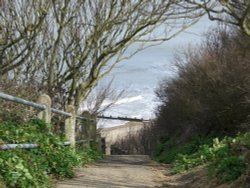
<box><xmin>56</xmin><ymin>155</ymin><xmax>164</xmax><ymax>188</ymax></box>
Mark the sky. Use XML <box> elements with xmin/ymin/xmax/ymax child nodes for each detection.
<box><xmin>92</xmin><ymin>16</ymin><xmax>215</xmax><ymax>128</ymax></box>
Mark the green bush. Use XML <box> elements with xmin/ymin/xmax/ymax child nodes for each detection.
<box><xmin>208</xmin><ymin>155</ymin><xmax>247</xmax><ymax>182</ymax></box>
<box><xmin>154</xmin><ymin>137</ymin><xmax>176</xmax><ymax>163</ymax></box>
<box><xmin>77</xmin><ymin>146</ymin><xmax>103</xmax><ymax>165</ymax></box>
<box><xmin>170</xmin><ymin>133</ymin><xmax>250</xmax><ymax>182</ymax></box>
<box><xmin>0</xmin><ymin>150</ymin><xmax>51</xmax><ymax>188</ymax></box>
<box><xmin>171</xmin><ymin>140</ymin><xmax>224</xmax><ymax>174</ymax></box>
<box><xmin>207</xmin><ymin>134</ymin><xmax>249</xmax><ymax>182</ymax></box>
<box><xmin>154</xmin><ymin>135</ymin><xmax>214</xmax><ymax>164</ymax></box>
<box><xmin>0</xmin><ymin>119</ymin><xmax>102</xmax><ymax>187</ymax></box>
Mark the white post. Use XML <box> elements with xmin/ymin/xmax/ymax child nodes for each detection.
<box><xmin>37</xmin><ymin>94</ymin><xmax>51</xmax><ymax>124</ymax></box>
<box><xmin>105</xmin><ymin>141</ymin><xmax>111</xmax><ymax>155</ymax></box>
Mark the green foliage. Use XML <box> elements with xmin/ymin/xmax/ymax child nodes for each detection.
<box><xmin>154</xmin><ymin>137</ymin><xmax>175</xmax><ymax>163</ymax></box>
<box><xmin>0</xmin><ymin>175</ymin><xmax>6</xmax><ymax>188</ymax></box>
<box><xmin>170</xmin><ymin>133</ymin><xmax>250</xmax><ymax>182</ymax></box>
<box><xmin>0</xmin><ymin>150</ymin><xmax>51</xmax><ymax>188</ymax></box>
<box><xmin>0</xmin><ymin>119</ymin><xmax>102</xmax><ymax>188</ymax></box>
<box><xmin>77</xmin><ymin>146</ymin><xmax>103</xmax><ymax>165</ymax></box>
<box><xmin>154</xmin><ymin>135</ymin><xmax>214</xmax><ymax>164</ymax></box>
<box><xmin>208</xmin><ymin>155</ymin><xmax>247</xmax><ymax>182</ymax></box>
<box><xmin>236</xmin><ymin>132</ymin><xmax>250</xmax><ymax>148</ymax></box>
<box><xmin>171</xmin><ymin>140</ymin><xmax>225</xmax><ymax>174</ymax></box>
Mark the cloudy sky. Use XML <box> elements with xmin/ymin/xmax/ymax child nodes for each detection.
<box><xmin>95</xmin><ymin>16</ymin><xmax>215</xmax><ymax>127</ymax></box>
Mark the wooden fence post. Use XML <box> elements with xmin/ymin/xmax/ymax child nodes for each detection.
<box><xmin>81</xmin><ymin>111</ymin><xmax>97</xmax><ymax>148</ymax></box>
<box><xmin>89</xmin><ymin>115</ymin><xmax>97</xmax><ymax>148</ymax></box>
<box><xmin>37</xmin><ymin>94</ymin><xmax>51</xmax><ymax>124</ymax></box>
<box><xmin>105</xmin><ymin>141</ymin><xmax>111</xmax><ymax>155</ymax></box>
<box><xmin>96</xmin><ymin>133</ymin><xmax>102</xmax><ymax>152</ymax></box>
<box><xmin>81</xmin><ymin>111</ymin><xmax>90</xmax><ymax>147</ymax></box>
<box><xmin>65</xmin><ymin>105</ymin><xmax>76</xmax><ymax>147</ymax></box>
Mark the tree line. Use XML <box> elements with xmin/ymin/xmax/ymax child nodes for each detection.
<box><xmin>0</xmin><ymin>0</ymin><xmax>202</xmax><ymax>112</ymax></box>
<box><xmin>1</xmin><ymin>0</ymin><xmax>249</xmax><ymax>114</ymax></box>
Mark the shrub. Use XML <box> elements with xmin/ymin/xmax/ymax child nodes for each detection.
<box><xmin>154</xmin><ymin>135</ymin><xmax>214</xmax><ymax>164</ymax></box>
<box><xmin>0</xmin><ymin>119</ymin><xmax>101</xmax><ymax>187</ymax></box>
<box><xmin>155</xmin><ymin>26</ymin><xmax>250</xmax><ymax>139</ymax></box>
<box><xmin>0</xmin><ymin>150</ymin><xmax>52</xmax><ymax>188</ymax></box>
<box><xmin>0</xmin><ymin>80</ymin><xmax>40</xmax><ymax>123</ymax></box>
<box><xmin>170</xmin><ymin>133</ymin><xmax>250</xmax><ymax>182</ymax></box>
<box><xmin>208</xmin><ymin>155</ymin><xmax>247</xmax><ymax>182</ymax></box>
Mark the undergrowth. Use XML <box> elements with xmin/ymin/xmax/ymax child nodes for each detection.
<box><xmin>155</xmin><ymin>133</ymin><xmax>250</xmax><ymax>183</ymax></box>
<box><xmin>154</xmin><ymin>135</ymin><xmax>214</xmax><ymax>164</ymax></box>
<box><xmin>0</xmin><ymin>119</ymin><xmax>102</xmax><ymax>188</ymax></box>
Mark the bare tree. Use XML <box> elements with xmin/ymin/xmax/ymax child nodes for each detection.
<box><xmin>1</xmin><ymin>0</ymin><xmax>203</xmax><ymax>112</ymax></box>
<box><xmin>186</xmin><ymin>0</ymin><xmax>250</xmax><ymax>36</ymax></box>
<box><xmin>0</xmin><ymin>0</ymin><xmax>49</xmax><ymax>78</ymax></box>
<box><xmin>82</xmin><ymin>79</ymin><xmax>125</xmax><ymax>115</ymax></box>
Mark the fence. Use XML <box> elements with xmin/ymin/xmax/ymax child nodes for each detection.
<box><xmin>0</xmin><ymin>91</ymin><xmax>101</xmax><ymax>151</ymax></box>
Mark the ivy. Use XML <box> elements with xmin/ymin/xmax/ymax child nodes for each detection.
<box><xmin>0</xmin><ymin>119</ymin><xmax>102</xmax><ymax>187</ymax></box>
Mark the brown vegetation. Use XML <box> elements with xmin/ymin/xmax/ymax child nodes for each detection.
<box><xmin>114</xmin><ymin>25</ymin><xmax>250</xmax><ymax>156</ymax></box>
<box><xmin>0</xmin><ymin>80</ymin><xmax>41</xmax><ymax>122</ymax></box>
<box><xmin>111</xmin><ymin>121</ymin><xmax>158</xmax><ymax>155</ymax></box>
<box><xmin>155</xmin><ymin>25</ymin><xmax>250</xmax><ymax>140</ymax></box>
